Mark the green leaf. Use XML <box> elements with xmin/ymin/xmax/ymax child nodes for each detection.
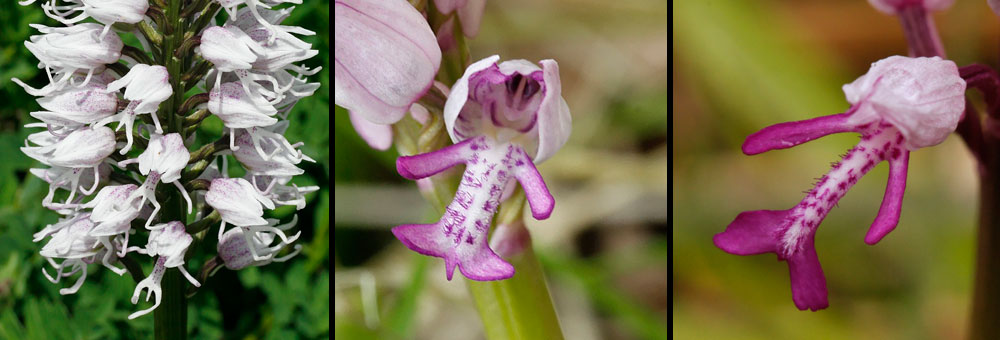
<box><xmin>0</xmin><ymin>307</ymin><xmax>26</xmax><ymax>340</ymax></box>
<box><xmin>381</xmin><ymin>255</ymin><xmax>428</xmax><ymax>337</ymax></box>
<box><xmin>539</xmin><ymin>252</ymin><xmax>668</xmax><ymax>340</ymax></box>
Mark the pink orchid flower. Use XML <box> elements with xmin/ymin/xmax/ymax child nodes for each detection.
<box><xmin>392</xmin><ymin>55</ymin><xmax>571</xmax><ymax>281</ymax></box>
<box><xmin>714</xmin><ymin>56</ymin><xmax>966</xmax><ymax>311</ymax></box>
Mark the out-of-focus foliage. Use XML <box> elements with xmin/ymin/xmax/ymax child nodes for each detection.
<box><xmin>674</xmin><ymin>0</ymin><xmax>989</xmax><ymax>338</ymax></box>
<box><xmin>334</xmin><ymin>0</ymin><xmax>668</xmax><ymax>339</ymax></box>
<box><xmin>0</xmin><ymin>1</ymin><xmax>330</xmax><ymax>339</ymax></box>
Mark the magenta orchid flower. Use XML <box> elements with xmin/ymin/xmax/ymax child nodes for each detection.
<box><xmin>334</xmin><ymin>0</ymin><xmax>442</xmax><ymax>150</ymax></box>
<box><xmin>392</xmin><ymin>55</ymin><xmax>571</xmax><ymax>281</ymax></box>
<box><xmin>714</xmin><ymin>56</ymin><xmax>966</xmax><ymax>311</ymax></box>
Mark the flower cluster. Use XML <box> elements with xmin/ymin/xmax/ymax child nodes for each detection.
<box><xmin>18</xmin><ymin>0</ymin><xmax>318</xmax><ymax>319</ymax></box>
<box><xmin>336</xmin><ymin>0</ymin><xmax>572</xmax><ymax>281</ymax></box>
<box><xmin>715</xmin><ymin>56</ymin><xmax>966</xmax><ymax>310</ymax></box>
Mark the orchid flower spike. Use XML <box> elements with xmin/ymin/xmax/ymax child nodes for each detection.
<box><xmin>392</xmin><ymin>55</ymin><xmax>571</xmax><ymax>281</ymax></box>
<box><xmin>714</xmin><ymin>55</ymin><xmax>966</xmax><ymax>311</ymax></box>
<box><xmin>334</xmin><ymin>0</ymin><xmax>442</xmax><ymax>150</ymax></box>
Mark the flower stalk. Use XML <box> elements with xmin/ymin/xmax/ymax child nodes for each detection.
<box><xmin>467</xmin><ymin>190</ymin><xmax>563</xmax><ymax>340</ymax></box>
<box><xmin>152</xmin><ymin>1</ymin><xmax>187</xmax><ymax>338</ymax></box>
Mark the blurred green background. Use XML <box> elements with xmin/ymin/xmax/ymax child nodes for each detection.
<box><xmin>0</xmin><ymin>1</ymin><xmax>329</xmax><ymax>339</ymax></box>
<box><xmin>334</xmin><ymin>0</ymin><xmax>668</xmax><ymax>339</ymax></box>
<box><xmin>674</xmin><ymin>0</ymin><xmax>998</xmax><ymax>338</ymax></box>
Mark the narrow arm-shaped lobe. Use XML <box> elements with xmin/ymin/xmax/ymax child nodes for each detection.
<box><xmin>396</xmin><ymin>136</ymin><xmax>555</xmax><ymax>219</ymax></box>
<box><xmin>742</xmin><ymin>112</ymin><xmax>861</xmax><ymax>155</ymax></box>
<box><xmin>866</xmin><ymin>148</ymin><xmax>909</xmax><ymax>245</ymax></box>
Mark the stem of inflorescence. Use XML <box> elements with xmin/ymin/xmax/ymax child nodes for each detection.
<box><xmin>898</xmin><ymin>5</ymin><xmax>998</xmax><ymax>339</ymax></box>
<box><xmin>153</xmin><ymin>0</ymin><xmax>191</xmax><ymax>339</ymax></box>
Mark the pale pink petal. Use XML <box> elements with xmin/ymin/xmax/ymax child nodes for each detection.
<box><xmin>348</xmin><ymin>111</ymin><xmax>393</xmax><ymax>151</ymax></box>
<box><xmin>334</xmin><ymin>0</ymin><xmax>441</xmax><ymax>125</ymax></box>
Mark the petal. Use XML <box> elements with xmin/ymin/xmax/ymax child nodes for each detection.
<box><xmin>843</xmin><ymin>56</ymin><xmax>965</xmax><ymax>150</ymax></box>
<box><xmin>199</xmin><ymin>26</ymin><xmax>258</xmax><ymax>71</ymax></box>
<box><xmin>532</xmin><ymin>59</ymin><xmax>571</xmax><ymax>163</ymax></box>
<box><xmin>433</xmin><ymin>0</ymin><xmax>465</xmax><ymax>13</ymax></box>
<box><xmin>866</xmin><ymin>148</ymin><xmax>909</xmax><ymax>245</ymax></box>
<box><xmin>435</xmin><ymin>17</ymin><xmax>457</xmax><ymax>52</ymax></box>
<box><xmin>713</xmin><ymin>209</ymin><xmax>787</xmax><ymax>255</ymax></box>
<box><xmin>457</xmin><ymin>0</ymin><xmax>487</xmax><ymax>38</ymax></box>
<box><xmin>512</xmin><ymin>152</ymin><xmax>554</xmax><ymax>220</ymax></box>
<box><xmin>742</xmin><ymin>112</ymin><xmax>858</xmax><ymax>155</ymax></box>
<box><xmin>334</xmin><ymin>0</ymin><xmax>441</xmax><ymax>125</ymax></box>
<box><xmin>348</xmin><ymin>110</ymin><xmax>393</xmax><ymax>151</ymax></box>
<box><xmin>209</xmin><ymin>82</ymin><xmax>278</xmax><ymax>128</ymax></box>
<box><xmin>786</xmin><ymin>236</ymin><xmax>828</xmax><ymax>311</ymax></box>
<box><xmin>395</xmin><ymin>136</ymin><xmax>481</xmax><ymax>179</ymax></box>
<box><xmin>445</xmin><ymin>55</ymin><xmax>501</xmax><ymax>142</ymax></box>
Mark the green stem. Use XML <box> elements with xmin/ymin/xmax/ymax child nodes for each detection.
<box><xmin>467</xmin><ymin>240</ymin><xmax>563</xmax><ymax>340</ymax></box>
<box><xmin>467</xmin><ymin>190</ymin><xmax>563</xmax><ymax>340</ymax></box>
<box><xmin>154</xmin><ymin>269</ymin><xmax>188</xmax><ymax>340</ymax></box>
<box><xmin>153</xmin><ymin>1</ymin><xmax>189</xmax><ymax>339</ymax></box>
<box><xmin>155</xmin><ymin>186</ymin><xmax>189</xmax><ymax>339</ymax></box>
